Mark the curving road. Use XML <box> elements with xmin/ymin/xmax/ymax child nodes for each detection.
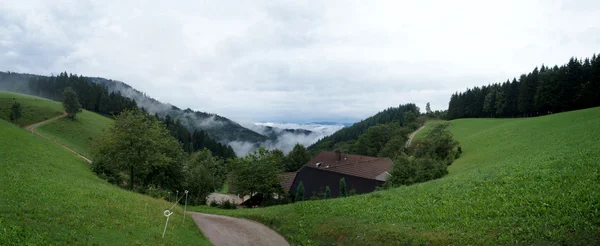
<box><xmin>406</xmin><ymin>125</ymin><xmax>426</xmax><ymax>147</ymax></box>
<box><xmin>189</xmin><ymin>212</ymin><xmax>289</xmax><ymax>246</ymax></box>
<box><xmin>24</xmin><ymin>112</ymin><xmax>92</xmax><ymax>164</ymax></box>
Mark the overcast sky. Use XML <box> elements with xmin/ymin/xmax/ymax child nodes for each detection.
<box><xmin>1</xmin><ymin>0</ymin><xmax>599</xmax><ymax>123</ymax></box>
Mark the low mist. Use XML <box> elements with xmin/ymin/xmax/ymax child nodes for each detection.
<box><xmin>231</xmin><ymin>122</ymin><xmax>345</xmax><ymax>156</ymax></box>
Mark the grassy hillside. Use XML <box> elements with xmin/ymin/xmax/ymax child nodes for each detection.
<box><xmin>192</xmin><ymin>107</ymin><xmax>600</xmax><ymax>245</ymax></box>
<box><xmin>37</xmin><ymin>110</ymin><xmax>113</xmax><ymax>158</ymax></box>
<box><xmin>411</xmin><ymin>119</ymin><xmax>445</xmax><ymax>143</ymax></box>
<box><xmin>0</xmin><ymin>91</ymin><xmax>63</xmax><ymax>126</ymax></box>
<box><xmin>0</xmin><ymin>120</ymin><xmax>209</xmax><ymax>245</ymax></box>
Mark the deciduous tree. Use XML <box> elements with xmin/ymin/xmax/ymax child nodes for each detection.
<box><xmin>62</xmin><ymin>87</ymin><xmax>81</xmax><ymax>119</ymax></box>
<box><xmin>94</xmin><ymin>109</ymin><xmax>184</xmax><ymax>191</ymax></box>
<box><xmin>284</xmin><ymin>144</ymin><xmax>311</xmax><ymax>172</ymax></box>
<box><xmin>229</xmin><ymin>148</ymin><xmax>283</xmax><ymax>199</ymax></box>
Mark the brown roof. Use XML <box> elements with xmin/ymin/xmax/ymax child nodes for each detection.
<box><xmin>279</xmin><ymin>172</ymin><xmax>297</xmax><ymax>192</ymax></box>
<box><xmin>303</xmin><ymin>151</ymin><xmax>393</xmax><ymax>180</ymax></box>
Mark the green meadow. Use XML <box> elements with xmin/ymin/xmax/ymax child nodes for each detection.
<box><xmin>192</xmin><ymin>107</ymin><xmax>600</xmax><ymax>245</ymax></box>
<box><xmin>37</xmin><ymin>109</ymin><xmax>113</xmax><ymax>158</ymax></box>
<box><xmin>0</xmin><ymin>91</ymin><xmax>63</xmax><ymax>126</ymax></box>
<box><xmin>0</xmin><ymin>119</ymin><xmax>209</xmax><ymax>245</ymax></box>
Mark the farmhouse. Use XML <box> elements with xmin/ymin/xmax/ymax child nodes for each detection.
<box><xmin>281</xmin><ymin>151</ymin><xmax>393</xmax><ymax>200</ymax></box>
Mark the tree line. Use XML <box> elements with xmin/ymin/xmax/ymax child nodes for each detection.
<box><xmin>25</xmin><ymin>72</ymin><xmax>234</xmax><ymax>160</ymax></box>
<box><xmin>447</xmin><ymin>54</ymin><xmax>600</xmax><ymax>119</ymax></box>
<box><xmin>28</xmin><ymin>72</ymin><xmax>138</xmax><ymax>116</ymax></box>
<box><xmin>308</xmin><ymin>103</ymin><xmax>421</xmax><ymax>155</ymax></box>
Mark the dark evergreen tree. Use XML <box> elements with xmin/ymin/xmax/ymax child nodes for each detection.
<box><xmin>295</xmin><ymin>181</ymin><xmax>305</xmax><ymax>202</ymax></box>
<box><xmin>9</xmin><ymin>101</ymin><xmax>22</xmax><ymax>123</ymax></box>
<box><xmin>339</xmin><ymin>178</ymin><xmax>347</xmax><ymax>197</ymax></box>
<box><xmin>447</xmin><ymin>54</ymin><xmax>600</xmax><ymax>120</ymax></box>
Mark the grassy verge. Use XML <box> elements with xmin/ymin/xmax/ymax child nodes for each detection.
<box><xmin>0</xmin><ymin>120</ymin><xmax>209</xmax><ymax>245</ymax></box>
<box><xmin>37</xmin><ymin>110</ymin><xmax>113</xmax><ymax>158</ymax></box>
<box><xmin>0</xmin><ymin>91</ymin><xmax>63</xmax><ymax>126</ymax></box>
<box><xmin>190</xmin><ymin>107</ymin><xmax>600</xmax><ymax>245</ymax></box>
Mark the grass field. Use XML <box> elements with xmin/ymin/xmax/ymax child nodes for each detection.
<box><xmin>411</xmin><ymin>119</ymin><xmax>445</xmax><ymax>143</ymax></box>
<box><xmin>0</xmin><ymin>120</ymin><xmax>209</xmax><ymax>245</ymax></box>
<box><xmin>191</xmin><ymin>107</ymin><xmax>600</xmax><ymax>245</ymax></box>
<box><xmin>37</xmin><ymin>109</ymin><xmax>113</xmax><ymax>158</ymax></box>
<box><xmin>0</xmin><ymin>91</ymin><xmax>63</xmax><ymax>126</ymax></box>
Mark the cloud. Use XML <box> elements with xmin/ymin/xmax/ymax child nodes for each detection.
<box><xmin>1</xmin><ymin>0</ymin><xmax>599</xmax><ymax>123</ymax></box>
<box><xmin>233</xmin><ymin>122</ymin><xmax>345</xmax><ymax>155</ymax></box>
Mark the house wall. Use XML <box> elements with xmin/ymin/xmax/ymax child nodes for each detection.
<box><xmin>289</xmin><ymin>166</ymin><xmax>384</xmax><ymax>200</ymax></box>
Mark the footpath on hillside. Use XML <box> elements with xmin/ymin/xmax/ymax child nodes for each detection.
<box><xmin>24</xmin><ymin>113</ymin><xmax>92</xmax><ymax>164</ymax></box>
<box><xmin>189</xmin><ymin>212</ymin><xmax>289</xmax><ymax>246</ymax></box>
<box><xmin>406</xmin><ymin>125</ymin><xmax>426</xmax><ymax>147</ymax></box>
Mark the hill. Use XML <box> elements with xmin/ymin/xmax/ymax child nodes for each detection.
<box><xmin>37</xmin><ymin>109</ymin><xmax>113</xmax><ymax>158</ymax></box>
<box><xmin>0</xmin><ymin>119</ymin><xmax>209</xmax><ymax>245</ymax></box>
<box><xmin>89</xmin><ymin>77</ymin><xmax>268</xmax><ymax>143</ymax></box>
<box><xmin>0</xmin><ymin>91</ymin><xmax>63</xmax><ymax>126</ymax></box>
<box><xmin>192</xmin><ymin>107</ymin><xmax>600</xmax><ymax>245</ymax></box>
<box><xmin>308</xmin><ymin>103</ymin><xmax>420</xmax><ymax>155</ymax></box>
<box><xmin>0</xmin><ymin>91</ymin><xmax>113</xmax><ymax>159</ymax></box>
<box><xmin>0</xmin><ymin>71</ymin><xmax>267</xmax><ymax>144</ymax></box>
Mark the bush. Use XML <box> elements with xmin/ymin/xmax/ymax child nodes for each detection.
<box><xmin>348</xmin><ymin>188</ymin><xmax>357</xmax><ymax>196</ymax></box>
<box><xmin>144</xmin><ymin>186</ymin><xmax>168</xmax><ymax>199</ymax></box>
<box><xmin>218</xmin><ymin>199</ymin><xmax>237</xmax><ymax>209</ymax></box>
<box><xmin>209</xmin><ymin>200</ymin><xmax>219</xmax><ymax>207</ymax></box>
<box><xmin>388</xmin><ymin>155</ymin><xmax>449</xmax><ymax>187</ymax></box>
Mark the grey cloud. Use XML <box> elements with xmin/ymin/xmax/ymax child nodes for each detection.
<box><xmin>1</xmin><ymin>0</ymin><xmax>599</xmax><ymax>123</ymax></box>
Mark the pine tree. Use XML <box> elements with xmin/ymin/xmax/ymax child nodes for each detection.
<box><xmin>483</xmin><ymin>89</ymin><xmax>497</xmax><ymax>117</ymax></box>
<box><xmin>339</xmin><ymin>178</ymin><xmax>347</xmax><ymax>197</ymax></box>
<box><xmin>325</xmin><ymin>186</ymin><xmax>331</xmax><ymax>199</ymax></box>
<box><xmin>9</xmin><ymin>101</ymin><xmax>22</xmax><ymax>123</ymax></box>
<box><xmin>295</xmin><ymin>181</ymin><xmax>305</xmax><ymax>202</ymax></box>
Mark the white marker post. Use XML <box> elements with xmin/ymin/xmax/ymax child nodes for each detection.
<box><xmin>182</xmin><ymin>190</ymin><xmax>189</xmax><ymax>223</ymax></box>
<box><xmin>162</xmin><ymin>210</ymin><xmax>173</xmax><ymax>238</ymax></box>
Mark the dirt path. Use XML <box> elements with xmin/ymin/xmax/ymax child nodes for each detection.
<box><xmin>24</xmin><ymin>113</ymin><xmax>92</xmax><ymax>164</ymax></box>
<box><xmin>189</xmin><ymin>212</ymin><xmax>289</xmax><ymax>246</ymax></box>
<box><xmin>406</xmin><ymin>125</ymin><xmax>426</xmax><ymax>147</ymax></box>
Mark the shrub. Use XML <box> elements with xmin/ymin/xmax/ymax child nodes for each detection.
<box><xmin>348</xmin><ymin>188</ymin><xmax>357</xmax><ymax>196</ymax></box>
<box><xmin>209</xmin><ymin>200</ymin><xmax>219</xmax><ymax>207</ymax></box>
<box><xmin>219</xmin><ymin>199</ymin><xmax>237</xmax><ymax>209</ymax></box>
<box><xmin>324</xmin><ymin>186</ymin><xmax>331</xmax><ymax>199</ymax></box>
<box><xmin>145</xmin><ymin>186</ymin><xmax>168</xmax><ymax>199</ymax></box>
<box><xmin>388</xmin><ymin>155</ymin><xmax>448</xmax><ymax>187</ymax></box>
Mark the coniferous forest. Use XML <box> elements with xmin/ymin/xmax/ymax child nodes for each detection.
<box><xmin>447</xmin><ymin>54</ymin><xmax>600</xmax><ymax>119</ymax></box>
<box><xmin>26</xmin><ymin>72</ymin><xmax>235</xmax><ymax>159</ymax></box>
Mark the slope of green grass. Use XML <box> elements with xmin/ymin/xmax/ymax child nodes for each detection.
<box><xmin>0</xmin><ymin>91</ymin><xmax>63</xmax><ymax>126</ymax></box>
<box><xmin>191</xmin><ymin>107</ymin><xmax>600</xmax><ymax>245</ymax></box>
<box><xmin>411</xmin><ymin>119</ymin><xmax>445</xmax><ymax>143</ymax></box>
<box><xmin>0</xmin><ymin>120</ymin><xmax>209</xmax><ymax>245</ymax></box>
<box><xmin>37</xmin><ymin>110</ymin><xmax>113</xmax><ymax>158</ymax></box>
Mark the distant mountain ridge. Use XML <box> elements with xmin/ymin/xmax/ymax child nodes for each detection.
<box><xmin>88</xmin><ymin>77</ymin><xmax>269</xmax><ymax>143</ymax></box>
<box><xmin>1</xmin><ymin>71</ymin><xmax>358</xmax><ymax>155</ymax></box>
